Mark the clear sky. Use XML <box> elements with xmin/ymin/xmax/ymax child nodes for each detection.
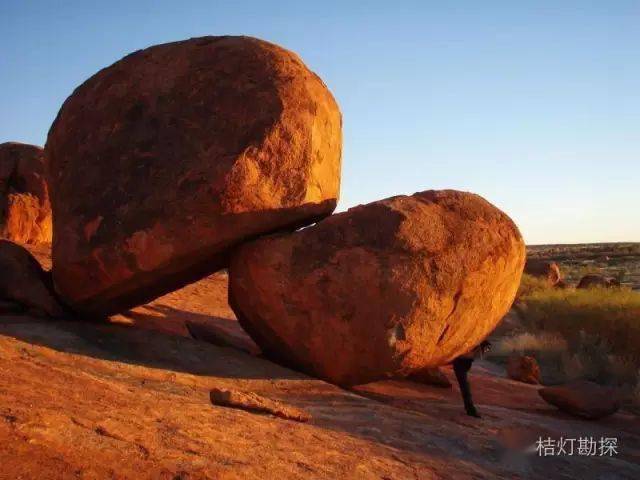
<box><xmin>1</xmin><ymin>1</ymin><xmax>638</xmax><ymax>244</ymax></box>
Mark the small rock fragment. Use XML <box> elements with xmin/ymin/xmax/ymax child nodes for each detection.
<box><xmin>210</xmin><ymin>388</ymin><xmax>311</xmax><ymax>422</ymax></box>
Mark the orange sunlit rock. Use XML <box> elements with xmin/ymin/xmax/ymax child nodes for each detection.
<box><xmin>46</xmin><ymin>36</ymin><xmax>342</xmax><ymax>315</ymax></box>
<box><xmin>0</xmin><ymin>142</ymin><xmax>51</xmax><ymax>245</ymax></box>
<box><xmin>229</xmin><ymin>190</ymin><xmax>526</xmax><ymax>386</ymax></box>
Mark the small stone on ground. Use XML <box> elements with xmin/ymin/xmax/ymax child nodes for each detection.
<box><xmin>210</xmin><ymin>388</ymin><xmax>311</xmax><ymax>422</ymax></box>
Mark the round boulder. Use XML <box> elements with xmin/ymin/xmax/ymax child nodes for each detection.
<box><xmin>0</xmin><ymin>142</ymin><xmax>52</xmax><ymax>244</ymax></box>
<box><xmin>506</xmin><ymin>354</ymin><xmax>541</xmax><ymax>384</ymax></box>
<box><xmin>524</xmin><ymin>259</ymin><xmax>562</xmax><ymax>286</ymax></box>
<box><xmin>538</xmin><ymin>381</ymin><xmax>620</xmax><ymax>419</ymax></box>
<box><xmin>577</xmin><ymin>274</ymin><xmax>620</xmax><ymax>289</ymax></box>
<box><xmin>229</xmin><ymin>190</ymin><xmax>526</xmax><ymax>386</ymax></box>
<box><xmin>46</xmin><ymin>36</ymin><xmax>342</xmax><ymax>315</ymax></box>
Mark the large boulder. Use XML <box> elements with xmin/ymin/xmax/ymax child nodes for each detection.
<box><xmin>46</xmin><ymin>36</ymin><xmax>342</xmax><ymax>315</ymax></box>
<box><xmin>538</xmin><ymin>381</ymin><xmax>620</xmax><ymax>419</ymax></box>
<box><xmin>576</xmin><ymin>274</ymin><xmax>620</xmax><ymax>289</ymax></box>
<box><xmin>229</xmin><ymin>190</ymin><xmax>525</xmax><ymax>386</ymax></box>
<box><xmin>0</xmin><ymin>240</ymin><xmax>64</xmax><ymax>317</ymax></box>
<box><xmin>0</xmin><ymin>143</ymin><xmax>52</xmax><ymax>244</ymax></box>
<box><xmin>524</xmin><ymin>259</ymin><xmax>562</xmax><ymax>286</ymax></box>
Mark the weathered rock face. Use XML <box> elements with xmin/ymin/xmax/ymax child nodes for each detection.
<box><xmin>0</xmin><ymin>240</ymin><xmax>64</xmax><ymax>317</ymax></box>
<box><xmin>45</xmin><ymin>36</ymin><xmax>342</xmax><ymax>315</ymax></box>
<box><xmin>0</xmin><ymin>143</ymin><xmax>52</xmax><ymax>244</ymax></box>
<box><xmin>506</xmin><ymin>354</ymin><xmax>541</xmax><ymax>384</ymax></box>
<box><xmin>229</xmin><ymin>190</ymin><xmax>526</xmax><ymax>386</ymax></box>
<box><xmin>538</xmin><ymin>381</ymin><xmax>621</xmax><ymax>420</ymax></box>
<box><xmin>524</xmin><ymin>259</ymin><xmax>562</xmax><ymax>286</ymax></box>
<box><xmin>577</xmin><ymin>274</ymin><xmax>620</xmax><ymax>289</ymax></box>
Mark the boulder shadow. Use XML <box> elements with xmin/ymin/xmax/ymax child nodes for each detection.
<box><xmin>0</xmin><ymin>306</ymin><xmax>302</xmax><ymax>381</ymax></box>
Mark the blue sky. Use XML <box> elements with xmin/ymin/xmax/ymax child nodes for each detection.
<box><xmin>1</xmin><ymin>1</ymin><xmax>638</xmax><ymax>244</ymax></box>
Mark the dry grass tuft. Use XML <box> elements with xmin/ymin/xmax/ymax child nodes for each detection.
<box><xmin>493</xmin><ymin>275</ymin><xmax>640</xmax><ymax>402</ymax></box>
<box><xmin>520</xmin><ymin>278</ymin><xmax>640</xmax><ymax>362</ymax></box>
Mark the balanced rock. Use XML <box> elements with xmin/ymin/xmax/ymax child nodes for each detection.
<box><xmin>0</xmin><ymin>143</ymin><xmax>52</xmax><ymax>244</ymax></box>
<box><xmin>46</xmin><ymin>36</ymin><xmax>342</xmax><ymax>315</ymax></box>
<box><xmin>0</xmin><ymin>240</ymin><xmax>64</xmax><ymax>317</ymax></box>
<box><xmin>524</xmin><ymin>259</ymin><xmax>562</xmax><ymax>286</ymax></box>
<box><xmin>577</xmin><ymin>274</ymin><xmax>620</xmax><ymax>289</ymax></box>
<box><xmin>229</xmin><ymin>190</ymin><xmax>525</xmax><ymax>386</ymax></box>
<box><xmin>538</xmin><ymin>381</ymin><xmax>620</xmax><ymax>419</ymax></box>
<box><xmin>506</xmin><ymin>354</ymin><xmax>541</xmax><ymax>384</ymax></box>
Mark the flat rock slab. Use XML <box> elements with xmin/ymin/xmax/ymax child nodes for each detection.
<box><xmin>2</xmin><ymin>246</ymin><xmax>639</xmax><ymax>478</ymax></box>
<box><xmin>210</xmin><ymin>388</ymin><xmax>311</xmax><ymax>422</ymax></box>
<box><xmin>1</xmin><ymin>313</ymin><xmax>639</xmax><ymax>478</ymax></box>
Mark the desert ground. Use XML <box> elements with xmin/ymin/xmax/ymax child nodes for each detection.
<box><xmin>527</xmin><ymin>243</ymin><xmax>640</xmax><ymax>290</ymax></box>
<box><xmin>0</xmin><ymin>244</ymin><xmax>638</xmax><ymax>479</ymax></box>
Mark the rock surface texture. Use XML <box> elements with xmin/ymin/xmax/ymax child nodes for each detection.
<box><xmin>0</xmin><ymin>240</ymin><xmax>63</xmax><ymax>317</ymax></box>
<box><xmin>0</xmin><ymin>142</ymin><xmax>51</xmax><ymax>244</ymax></box>
<box><xmin>46</xmin><ymin>35</ymin><xmax>342</xmax><ymax>315</ymax></box>
<box><xmin>538</xmin><ymin>381</ymin><xmax>621</xmax><ymax>419</ymax></box>
<box><xmin>229</xmin><ymin>190</ymin><xmax>526</xmax><ymax>386</ymax></box>
<box><xmin>1</xmin><ymin>247</ymin><xmax>638</xmax><ymax>479</ymax></box>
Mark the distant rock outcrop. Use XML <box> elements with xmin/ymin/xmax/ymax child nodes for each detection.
<box><xmin>229</xmin><ymin>190</ymin><xmax>526</xmax><ymax>386</ymax></box>
<box><xmin>45</xmin><ymin>36</ymin><xmax>342</xmax><ymax>315</ymax></box>
<box><xmin>506</xmin><ymin>354</ymin><xmax>541</xmax><ymax>384</ymax></box>
<box><xmin>524</xmin><ymin>259</ymin><xmax>562</xmax><ymax>286</ymax></box>
<box><xmin>577</xmin><ymin>274</ymin><xmax>620</xmax><ymax>289</ymax></box>
<box><xmin>0</xmin><ymin>142</ymin><xmax>51</xmax><ymax>244</ymax></box>
<box><xmin>538</xmin><ymin>381</ymin><xmax>620</xmax><ymax>419</ymax></box>
<box><xmin>0</xmin><ymin>240</ymin><xmax>64</xmax><ymax>317</ymax></box>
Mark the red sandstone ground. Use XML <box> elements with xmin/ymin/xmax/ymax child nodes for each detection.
<box><xmin>0</xmin><ymin>246</ymin><xmax>638</xmax><ymax>479</ymax></box>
